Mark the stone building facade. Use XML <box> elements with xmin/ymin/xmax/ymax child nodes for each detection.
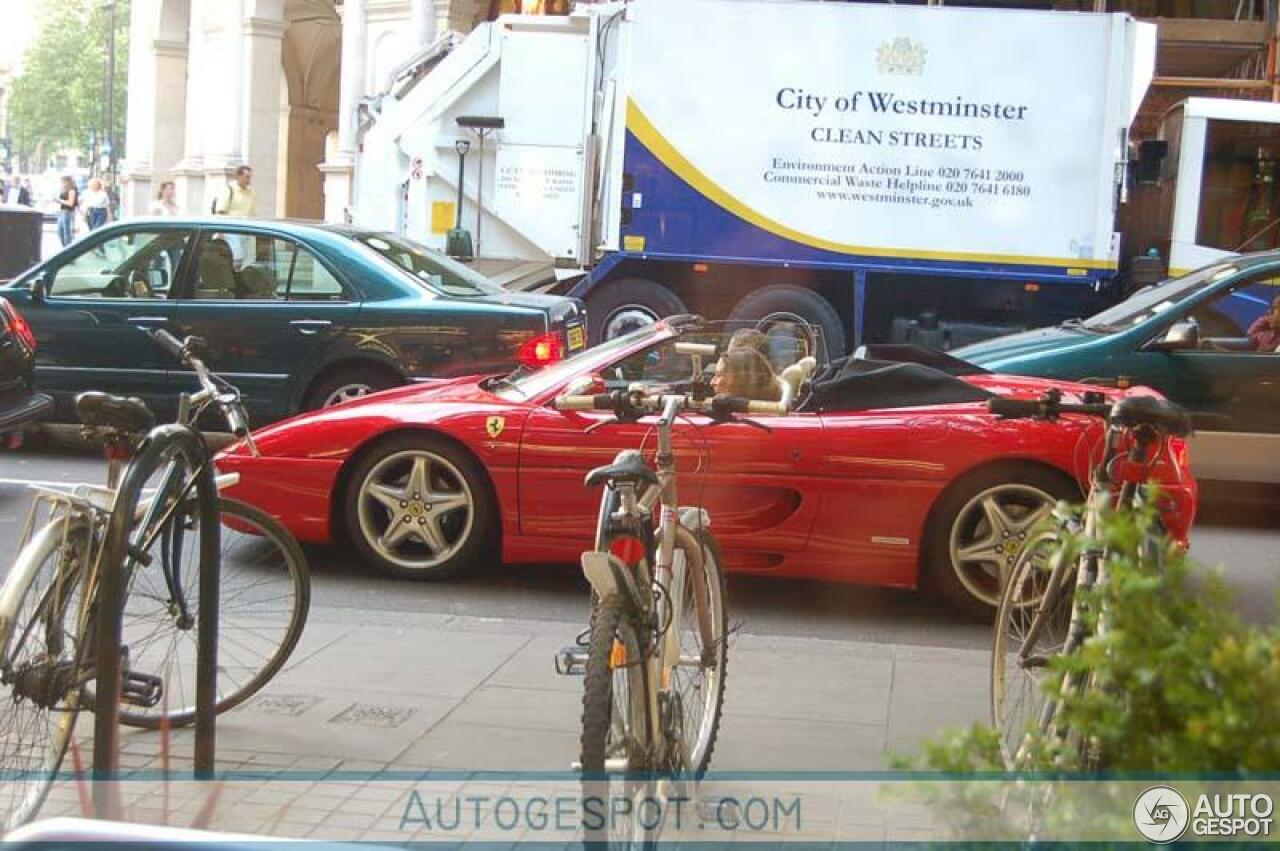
<box><xmin>120</xmin><ymin>0</ymin><xmax>490</xmax><ymax>220</ymax></box>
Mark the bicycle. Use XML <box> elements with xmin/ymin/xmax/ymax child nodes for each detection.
<box><xmin>0</xmin><ymin>329</ymin><xmax>309</xmax><ymax>830</ymax></box>
<box><xmin>552</xmin><ymin>363</ymin><xmax>792</xmax><ymax>846</ymax></box>
<box><xmin>988</xmin><ymin>388</ymin><xmax>1191</xmax><ymax>768</ymax></box>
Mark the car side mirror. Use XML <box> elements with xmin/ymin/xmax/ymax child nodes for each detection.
<box><xmin>28</xmin><ymin>272</ymin><xmax>47</xmax><ymax>302</ymax></box>
<box><xmin>1148</xmin><ymin>320</ymin><xmax>1199</xmax><ymax>352</ymax></box>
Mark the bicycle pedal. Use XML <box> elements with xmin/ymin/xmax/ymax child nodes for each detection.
<box><xmin>120</xmin><ymin>671</ymin><xmax>164</xmax><ymax>708</ymax></box>
<box><xmin>555</xmin><ymin>646</ymin><xmax>588</xmax><ymax>676</ymax></box>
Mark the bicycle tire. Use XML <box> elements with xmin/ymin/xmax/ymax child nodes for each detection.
<box><xmin>580</xmin><ymin>594</ymin><xmax>652</xmax><ymax>848</ymax></box>
<box><xmin>0</xmin><ymin>514</ymin><xmax>95</xmax><ymax>831</ymax></box>
<box><xmin>990</xmin><ymin>530</ymin><xmax>1073</xmax><ymax>769</ymax></box>
<box><xmin>91</xmin><ymin>425</ymin><xmax>219</xmax><ymax>778</ymax></box>
<box><xmin>666</xmin><ymin>528</ymin><xmax>727</xmax><ymax>777</ymax></box>
<box><xmin>111</xmin><ymin>498</ymin><xmax>310</xmax><ymax>729</ymax></box>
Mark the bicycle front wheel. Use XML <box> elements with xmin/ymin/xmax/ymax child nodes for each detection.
<box><xmin>670</xmin><ymin>528</ymin><xmax>726</xmax><ymax>777</ymax></box>
<box><xmin>0</xmin><ymin>514</ymin><xmax>93</xmax><ymax>831</ymax></box>
<box><xmin>106</xmin><ymin>497</ymin><xmax>310</xmax><ymax>728</ymax></box>
<box><xmin>991</xmin><ymin>530</ymin><xmax>1073</xmax><ymax>768</ymax></box>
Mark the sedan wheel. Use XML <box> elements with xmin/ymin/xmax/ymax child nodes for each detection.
<box><xmin>948</xmin><ymin>483</ymin><xmax>1056</xmax><ymax>609</ymax></box>
<box><xmin>324</xmin><ymin>383</ymin><xmax>374</xmax><ymax>407</ymax></box>
<box><xmin>345</xmin><ymin>436</ymin><xmax>494</xmax><ymax>580</ymax></box>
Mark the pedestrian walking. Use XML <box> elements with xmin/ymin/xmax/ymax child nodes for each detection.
<box><xmin>150</xmin><ymin>181</ymin><xmax>179</xmax><ymax>216</ymax></box>
<box><xmin>212</xmin><ymin>165</ymin><xmax>258</xmax><ymax>217</ymax></box>
<box><xmin>57</xmin><ymin>176</ymin><xmax>79</xmax><ymax>247</ymax></box>
<box><xmin>83</xmin><ymin>178</ymin><xmax>111</xmax><ymax>231</ymax></box>
<box><xmin>4</xmin><ymin>175</ymin><xmax>31</xmax><ymax>206</ymax></box>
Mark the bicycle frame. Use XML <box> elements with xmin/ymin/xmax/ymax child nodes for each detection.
<box><xmin>581</xmin><ymin>395</ymin><xmax>716</xmax><ymax>773</ymax></box>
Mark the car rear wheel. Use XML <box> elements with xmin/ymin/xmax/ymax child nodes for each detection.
<box><xmin>304</xmin><ymin>366</ymin><xmax>401</xmax><ymax>411</ymax></box>
<box><xmin>924</xmin><ymin>464</ymin><xmax>1078</xmax><ymax>620</ymax></box>
<box><xmin>344</xmin><ymin>434</ymin><xmax>495</xmax><ymax>580</ymax></box>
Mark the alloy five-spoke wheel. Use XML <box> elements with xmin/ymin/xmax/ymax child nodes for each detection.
<box><xmin>345</xmin><ymin>435</ymin><xmax>494</xmax><ymax>580</ymax></box>
<box><xmin>948</xmin><ymin>483</ymin><xmax>1056</xmax><ymax>609</ymax></box>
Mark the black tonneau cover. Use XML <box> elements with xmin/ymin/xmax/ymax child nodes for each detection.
<box><xmin>800</xmin><ymin>356</ymin><xmax>993</xmax><ymax>413</ymax></box>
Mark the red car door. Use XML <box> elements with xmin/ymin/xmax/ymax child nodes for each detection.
<box><xmin>808</xmin><ymin>408</ymin><xmax>958</xmax><ymax>587</ymax></box>
<box><xmin>517</xmin><ymin>404</ymin><xmax>822</xmax><ymax>570</ymax></box>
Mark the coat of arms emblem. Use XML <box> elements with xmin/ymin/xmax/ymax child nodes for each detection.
<box><xmin>877</xmin><ymin>37</ymin><xmax>927</xmax><ymax>75</ymax></box>
<box><xmin>486</xmin><ymin>416</ymin><xmax>506</xmax><ymax>439</ymax></box>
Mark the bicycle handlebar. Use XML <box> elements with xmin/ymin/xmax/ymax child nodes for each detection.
<box><xmin>148</xmin><ymin>329</ymin><xmax>255</xmax><ymax>446</ymax></box>
<box><xmin>987</xmin><ymin>395</ymin><xmax>1112</xmax><ymax>422</ymax></box>
<box><xmin>553</xmin><ymin>390</ymin><xmax>787</xmax><ymax>418</ymax></box>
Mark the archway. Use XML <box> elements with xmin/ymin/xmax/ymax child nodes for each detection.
<box><xmin>281</xmin><ymin>0</ymin><xmax>340</xmax><ymax>219</ymax></box>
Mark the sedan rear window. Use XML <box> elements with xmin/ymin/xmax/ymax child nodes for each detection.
<box><xmin>356</xmin><ymin>233</ymin><xmax>503</xmax><ymax>298</ymax></box>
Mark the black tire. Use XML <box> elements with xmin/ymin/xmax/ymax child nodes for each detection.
<box><xmin>581</xmin><ymin>594</ymin><xmax>652</xmax><ymax>848</ymax></box>
<box><xmin>106</xmin><ymin>497</ymin><xmax>311</xmax><ymax>729</ymax></box>
<box><xmin>727</xmin><ymin>284</ymin><xmax>847</xmax><ymax>360</ymax></box>
<box><xmin>303</xmin><ymin>364</ymin><xmax>402</xmax><ymax>412</ymax></box>
<box><xmin>923</xmin><ymin>463</ymin><xmax>1079</xmax><ymax>620</ymax></box>
<box><xmin>343</xmin><ymin>433</ymin><xmax>496</xmax><ymax>580</ymax></box>
<box><xmin>586</xmin><ymin>278</ymin><xmax>688</xmax><ymax>345</ymax></box>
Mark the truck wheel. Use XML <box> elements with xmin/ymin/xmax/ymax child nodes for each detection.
<box><xmin>727</xmin><ymin>285</ymin><xmax>846</xmax><ymax>360</ymax></box>
<box><xmin>587</xmin><ymin>278</ymin><xmax>688</xmax><ymax>345</ymax></box>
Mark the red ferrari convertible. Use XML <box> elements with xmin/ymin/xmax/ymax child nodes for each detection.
<box><xmin>217</xmin><ymin>318</ymin><xmax>1197</xmax><ymax>615</ymax></box>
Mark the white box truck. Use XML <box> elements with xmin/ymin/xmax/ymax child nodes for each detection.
<box><xmin>351</xmin><ymin>0</ymin><xmax>1280</xmax><ymax>355</ymax></box>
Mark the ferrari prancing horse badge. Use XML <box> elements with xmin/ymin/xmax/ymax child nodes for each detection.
<box><xmin>486</xmin><ymin>416</ymin><xmax>506</xmax><ymax>439</ymax></box>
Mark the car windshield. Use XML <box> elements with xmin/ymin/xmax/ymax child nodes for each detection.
<box><xmin>1082</xmin><ymin>262</ymin><xmax>1239</xmax><ymax>331</ymax></box>
<box><xmin>354</xmin><ymin>232</ymin><xmax>503</xmax><ymax>297</ymax></box>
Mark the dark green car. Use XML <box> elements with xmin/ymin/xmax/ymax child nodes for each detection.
<box><xmin>955</xmin><ymin>254</ymin><xmax>1280</xmax><ymax>483</ymax></box>
<box><xmin>0</xmin><ymin>218</ymin><xmax>585</xmax><ymax>425</ymax></box>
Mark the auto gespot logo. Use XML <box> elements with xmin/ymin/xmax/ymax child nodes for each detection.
<box><xmin>1134</xmin><ymin>786</ymin><xmax>1274</xmax><ymax>843</ymax></box>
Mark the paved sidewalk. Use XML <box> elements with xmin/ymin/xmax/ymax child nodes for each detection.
<box><xmin>36</xmin><ymin>606</ymin><xmax>992</xmax><ymax>842</ymax></box>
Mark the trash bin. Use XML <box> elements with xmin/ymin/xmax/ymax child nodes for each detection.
<box><xmin>0</xmin><ymin>206</ymin><xmax>44</xmax><ymax>282</ymax></box>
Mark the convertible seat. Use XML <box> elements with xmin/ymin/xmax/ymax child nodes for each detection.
<box><xmin>800</xmin><ymin>357</ymin><xmax>993</xmax><ymax>413</ymax></box>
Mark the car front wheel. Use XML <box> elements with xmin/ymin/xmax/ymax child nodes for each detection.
<box><xmin>343</xmin><ymin>434</ymin><xmax>495</xmax><ymax>580</ymax></box>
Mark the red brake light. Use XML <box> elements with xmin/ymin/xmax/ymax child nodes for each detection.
<box><xmin>517</xmin><ymin>331</ymin><xmax>567</xmax><ymax>369</ymax></box>
<box><xmin>0</xmin><ymin>299</ymin><xmax>35</xmax><ymax>352</ymax></box>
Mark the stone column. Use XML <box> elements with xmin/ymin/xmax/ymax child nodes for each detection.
<box><xmin>241</xmin><ymin>6</ymin><xmax>286</xmax><ymax>216</ymax></box>
<box><xmin>411</xmin><ymin>0</ymin><xmax>436</xmax><ymax>45</ymax></box>
<box><xmin>322</xmin><ymin>0</ymin><xmax>366</xmax><ymax>222</ymax></box>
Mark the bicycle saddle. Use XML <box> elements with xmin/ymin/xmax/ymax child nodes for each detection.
<box><xmin>75</xmin><ymin>391</ymin><xmax>156</xmax><ymax>434</ymax></box>
<box><xmin>585</xmin><ymin>450</ymin><xmax>659</xmax><ymax>489</ymax></box>
<box><xmin>1110</xmin><ymin>395</ymin><xmax>1192</xmax><ymax>437</ymax></box>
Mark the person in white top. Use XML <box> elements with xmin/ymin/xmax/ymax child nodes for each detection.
<box><xmin>149</xmin><ymin>181</ymin><xmax>179</xmax><ymax>216</ymax></box>
<box><xmin>83</xmin><ymin>178</ymin><xmax>111</xmax><ymax>230</ymax></box>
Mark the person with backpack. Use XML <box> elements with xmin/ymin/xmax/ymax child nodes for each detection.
<box><xmin>212</xmin><ymin>165</ymin><xmax>258</xmax><ymax>217</ymax></box>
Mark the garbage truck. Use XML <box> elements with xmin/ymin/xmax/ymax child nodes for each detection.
<box><xmin>351</xmin><ymin>0</ymin><xmax>1280</xmax><ymax>356</ymax></box>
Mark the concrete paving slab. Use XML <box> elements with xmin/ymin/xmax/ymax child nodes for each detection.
<box><xmin>397</xmin><ymin>720</ymin><xmax>581</xmax><ymax>770</ymax></box>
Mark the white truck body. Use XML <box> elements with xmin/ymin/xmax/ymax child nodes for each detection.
<box><xmin>356</xmin><ymin>0</ymin><xmax>1152</xmax><ymax>279</ymax></box>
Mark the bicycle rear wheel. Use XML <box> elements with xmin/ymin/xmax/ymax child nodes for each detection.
<box><xmin>112</xmin><ymin>497</ymin><xmax>310</xmax><ymax>728</ymax></box>
<box><xmin>991</xmin><ymin>530</ymin><xmax>1072</xmax><ymax>768</ymax></box>
<box><xmin>580</xmin><ymin>593</ymin><xmax>653</xmax><ymax>849</ymax></box>
<box><xmin>0</xmin><ymin>514</ymin><xmax>94</xmax><ymax>831</ymax></box>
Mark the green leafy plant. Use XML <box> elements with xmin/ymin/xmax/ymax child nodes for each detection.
<box><xmin>894</xmin><ymin>498</ymin><xmax>1280</xmax><ymax>837</ymax></box>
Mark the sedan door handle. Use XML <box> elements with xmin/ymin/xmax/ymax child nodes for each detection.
<box><xmin>290</xmin><ymin>319</ymin><xmax>333</xmax><ymax>336</ymax></box>
<box><xmin>127</xmin><ymin>316</ymin><xmax>168</xmax><ymax>328</ymax></box>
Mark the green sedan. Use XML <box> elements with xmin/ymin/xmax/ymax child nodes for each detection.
<box><xmin>955</xmin><ymin>254</ymin><xmax>1280</xmax><ymax>483</ymax></box>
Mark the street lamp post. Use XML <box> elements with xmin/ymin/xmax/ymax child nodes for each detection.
<box><xmin>103</xmin><ymin>0</ymin><xmax>118</xmax><ymax>184</ymax></box>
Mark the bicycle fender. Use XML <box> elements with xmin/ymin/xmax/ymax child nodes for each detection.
<box><xmin>580</xmin><ymin>551</ymin><xmax>645</xmax><ymax>614</ymax></box>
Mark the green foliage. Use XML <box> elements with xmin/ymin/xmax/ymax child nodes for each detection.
<box><xmin>898</xmin><ymin>498</ymin><xmax>1280</xmax><ymax>837</ymax></box>
<box><xmin>8</xmin><ymin>0</ymin><xmax>130</xmax><ymax>171</ymax></box>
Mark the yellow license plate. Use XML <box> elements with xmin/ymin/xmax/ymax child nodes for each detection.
<box><xmin>567</xmin><ymin>325</ymin><xmax>585</xmax><ymax>351</ymax></box>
